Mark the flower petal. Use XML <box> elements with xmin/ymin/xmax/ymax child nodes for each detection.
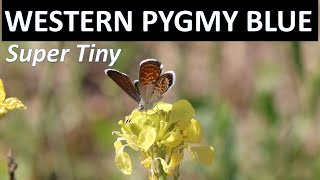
<box><xmin>129</xmin><ymin>109</ymin><xmax>143</xmax><ymax>123</ymax></box>
<box><xmin>2</xmin><ymin>97</ymin><xmax>27</xmax><ymax>110</ymax></box>
<box><xmin>188</xmin><ymin>145</ymin><xmax>215</xmax><ymax>165</ymax></box>
<box><xmin>169</xmin><ymin>152</ymin><xmax>184</xmax><ymax>167</ymax></box>
<box><xmin>141</xmin><ymin>156</ymin><xmax>152</xmax><ymax>168</ymax></box>
<box><xmin>154</xmin><ymin>102</ymin><xmax>172</xmax><ymax>112</ymax></box>
<box><xmin>159</xmin><ymin>158</ymin><xmax>172</xmax><ymax>175</ymax></box>
<box><xmin>137</xmin><ymin>125</ymin><xmax>157</xmax><ymax>151</ymax></box>
<box><xmin>149</xmin><ymin>175</ymin><xmax>158</xmax><ymax>180</ymax></box>
<box><xmin>128</xmin><ymin>122</ymin><xmax>143</xmax><ymax>136</ymax></box>
<box><xmin>0</xmin><ymin>80</ymin><xmax>5</xmax><ymax>102</ymax></box>
<box><xmin>160</xmin><ymin>132</ymin><xmax>183</xmax><ymax>148</ymax></box>
<box><xmin>184</xmin><ymin>119</ymin><xmax>202</xmax><ymax>143</ymax></box>
<box><xmin>114</xmin><ymin>140</ymin><xmax>123</xmax><ymax>152</ymax></box>
<box><xmin>0</xmin><ymin>107</ymin><xmax>8</xmax><ymax>120</ymax></box>
<box><xmin>170</xmin><ymin>100</ymin><xmax>194</xmax><ymax>128</ymax></box>
<box><xmin>115</xmin><ymin>150</ymin><xmax>132</xmax><ymax>175</ymax></box>
<box><xmin>159</xmin><ymin>152</ymin><xmax>183</xmax><ymax>176</ymax></box>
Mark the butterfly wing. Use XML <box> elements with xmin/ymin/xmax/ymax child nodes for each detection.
<box><xmin>105</xmin><ymin>69</ymin><xmax>141</xmax><ymax>103</ymax></box>
<box><xmin>148</xmin><ymin>71</ymin><xmax>176</xmax><ymax>105</ymax></box>
<box><xmin>138</xmin><ymin>59</ymin><xmax>163</xmax><ymax>103</ymax></box>
<box><xmin>133</xmin><ymin>80</ymin><xmax>140</xmax><ymax>95</ymax></box>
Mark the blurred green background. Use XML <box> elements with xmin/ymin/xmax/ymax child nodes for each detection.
<box><xmin>0</xmin><ymin>40</ymin><xmax>319</xmax><ymax>180</ymax></box>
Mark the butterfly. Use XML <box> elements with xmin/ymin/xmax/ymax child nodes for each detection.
<box><xmin>105</xmin><ymin>59</ymin><xmax>175</xmax><ymax>111</ymax></box>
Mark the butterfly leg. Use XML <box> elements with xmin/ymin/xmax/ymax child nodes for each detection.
<box><xmin>125</xmin><ymin>116</ymin><xmax>132</xmax><ymax>124</ymax></box>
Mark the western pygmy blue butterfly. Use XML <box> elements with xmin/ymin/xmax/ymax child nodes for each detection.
<box><xmin>105</xmin><ymin>59</ymin><xmax>175</xmax><ymax>112</ymax></box>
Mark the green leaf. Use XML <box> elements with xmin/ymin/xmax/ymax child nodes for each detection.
<box><xmin>137</xmin><ymin>125</ymin><xmax>157</xmax><ymax>151</ymax></box>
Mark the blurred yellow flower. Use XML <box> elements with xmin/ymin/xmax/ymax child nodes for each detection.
<box><xmin>0</xmin><ymin>79</ymin><xmax>27</xmax><ymax>120</ymax></box>
<box><xmin>112</xmin><ymin>99</ymin><xmax>214</xmax><ymax>179</ymax></box>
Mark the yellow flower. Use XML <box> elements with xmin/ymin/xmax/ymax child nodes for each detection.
<box><xmin>112</xmin><ymin>100</ymin><xmax>214</xmax><ymax>178</ymax></box>
<box><xmin>0</xmin><ymin>79</ymin><xmax>26</xmax><ymax>120</ymax></box>
<box><xmin>160</xmin><ymin>151</ymin><xmax>184</xmax><ymax>176</ymax></box>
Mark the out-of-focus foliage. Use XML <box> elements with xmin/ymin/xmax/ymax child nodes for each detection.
<box><xmin>0</xmin><ymin>40</ymin><xmax>319</xmax><ymax>180</ymax></box>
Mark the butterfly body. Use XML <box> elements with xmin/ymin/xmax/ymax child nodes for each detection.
<box><xmin>105</xmin><ymin>59</ymin><xmax>175</xmax><ymax>111</ymax></box>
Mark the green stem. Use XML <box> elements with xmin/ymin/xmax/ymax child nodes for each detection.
<box><xmin>150</xmin><ymin>145</ymin><xmax>156</xmax><ymax>177</ymax></box>
<box><xmin>158</xmin><ymin>146</ymin><xmax>167</xmax><ymax>180</ymax></box>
